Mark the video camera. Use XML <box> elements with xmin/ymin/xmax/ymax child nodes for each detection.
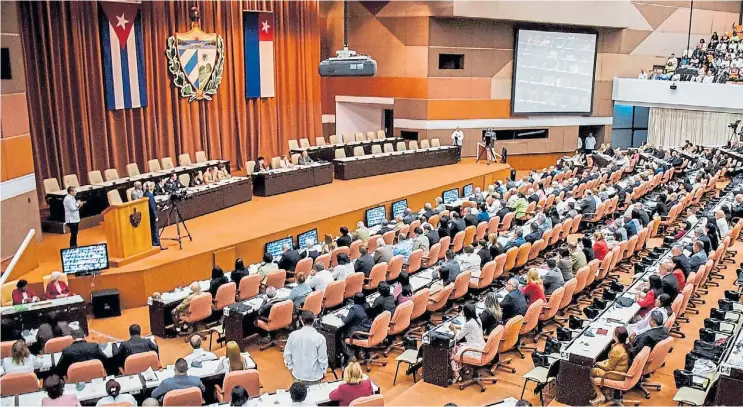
<box><xmin>483</xmin><ymin>127</ymin><xmax>496</xmax><ymax>147</ymax></box>
<box><xmin>169</xmin><ymin>189</ymin><xmax>188</xmax><ymax>202</ymax></box>
<box><xmin>729</xmin><ymin>120</ymin><xmax>741</xmax><ymax>130</ymax></box>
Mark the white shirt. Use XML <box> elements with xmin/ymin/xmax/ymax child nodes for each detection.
<box><xmin>703</xmin><ymin>75</ymin><xmax>714</xmax><ymax>83</ymax></box>
<box><xmin>451</xmin><ymin>130</ymin><xmax>464</xmax><ymax>146</ymax></box>
<box><xmin>214</xmin><ymin>355</ymin><xmax>252</xmax><ymax>373</ymax></box>
<box><xmin>637</xmin><ymin>72</ymin><xmax>648</xmax><ymax>79</ymax></box>
<box><xmin>283</xmin><ymin>326</ymin><xmax>328</xmax><ymax>382</ymax></box>
<box><xmin>63</xmin><ymin>194</ymin><xmax>80</xmax><ymax>223</ymax></box>
<box><xmin>585</xmin><ymin>136</ymin><xmax>596</xmax><ymax>150</ymax></box>
<box><xmin>307</xmin><ymin>269</ymin><xmax>334</xmax><ymax>292</ymax></box>
<box><xmin>456</xmin><ymin>253</ymin><xmax>482</xmax><ymax>274</ymax></box>
<box><xmin>1</xmin><ymin>355</ymin><xmax>42</xmax><ymax>374</ymax></box>
<box><xmin>577</xmin><ymin>137</ymin><xmax>583</xmax><ymax>149</ymax></box>
<box><xmin>332</xmin><ymin>263</ymin><xmax>354</xmax><ymax>281</ymax></box>
<box><xmin>95</xmin><ymin>394</ymin><xmax>137</xmax><ymax>406</ymax></box>
<box><xmin>717</xmin><ymin>218</ymin><xmax>730</xmax><ymax>237</ymax></box>
<box><xmin>183</xmin><ymin>348</ymin><xmax>217</xmax><ymax>364</ymax></box>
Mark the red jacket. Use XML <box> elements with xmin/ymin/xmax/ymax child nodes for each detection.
<box><xmin>12</xmin><ymin>288</ymin><xmax>38</xmax><ymax>305</ymax></box>
<box><xmin>637</xmin><ymin>289</ymin><xmax>656</xmax><ymax>316</ymax></box>
<box><xmin>328</xmin><ymin>380</ymin><xmax>374</xmax><ymax>406</ymax></box>
<box><xmin>45</xmin><ymin>281</ymin><xmax>70</xmax><ymax>299</ymax></box>
<box><xmin>593</xmin><ymin>240</ymin><xmax>610</xmax><ymax>261</ymax></box>
<box><xmin>521</xmin><ymin>282</ymin><xmax>546</xmax><ymax>305</ymax></box>
<box><xmin>672</xmin><ymin>268</ymin><xmax>686</xmax><ymax>290</ymax></box>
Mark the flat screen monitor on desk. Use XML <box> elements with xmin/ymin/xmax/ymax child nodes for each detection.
<box><xmin>462</xmin><ymin>183</ymin><xmax>474</xmax><ymax>197</ymax></box>
<box><xmin>442</xmin><ymin>188</ymin><xmax>459</xmax><ymax>205</ymax></box>
<box><xmin>60</xmin><ymin>244</ymin><xmax>109</xmax><ymax>275</ymax></box>
<box><xmin>365</xmin><ymin>205</ymin><xmax>386</xmax><ymax>227</ymax></box>
<box><xmin>391</xmin><ymin>199</ymin><xmax>408</xmax><ymax>218</ymax></box>
<box><xmin>297</xmin><ymin>229</ymin><xmax>318</xmax><ymax>249</ymax></box>
<box><xmin>265</xmin><ymin>237</ymin><xmax>294</xmax><ymax>259</ymax></box>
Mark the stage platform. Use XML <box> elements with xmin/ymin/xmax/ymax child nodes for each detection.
<box><xmin>18</xmin><ymin>160</ymin><xmax>511</xmax><ymax>309</ymax></box>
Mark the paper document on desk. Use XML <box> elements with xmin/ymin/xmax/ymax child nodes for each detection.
<box><xmin>142</xmin><ymin>367</ymin><xmax>157</xmax><ymax>382</ymax></box>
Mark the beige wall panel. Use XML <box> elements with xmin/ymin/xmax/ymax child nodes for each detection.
<box><xmin>428</xmin><ymin>48</ymin><xmax>510</xmax><ymax>78</ymax></box>
<box><xmin>633</xmin><ymin>3</ymin><xmax>679</xmax><ymax>30</ymax></box>
<box><xmin>0</xmin><ymin>35</ymin><xmax>27</xmax><ymax>95</ymax></box>
<box><xmin>633</xmin><ymin>0</ymin><xmax>740</xmax><ymax>14</ymax></box>
<box><xmin>405</xmin><ymin>46</ymin><xmax>430</xmax><ymax>78</ymax></box>
<box><xmin>494</xmin><ymin>61</ymin><xmax>512</xmax><ymax>79</ymax></box>
<box><xmin>375</xmin><ymin>1</ymin><xmax>455</xmax><ymax>18</ymax></box>
<box><xmin>490</xmin><ymin>78</ymin><xmax>512</xmax><ymax>100</ymax></box>
<box><xmin>427</xmin><ymin>78</ymin><xmax>452</xmax><ymax>99</ymax></box>
<box><xmin>597</xmin><ymin>29</ymin><xmax>623</xmax><ymax>54</ymax></box>
<box><xmin>630</xmin><ymin>31</ymin><xmax>707</xmax><ymax>57</ymax></box>
<box><xmin>377</xmin><ymin>17</ymin><xmax>430</xmax><ymax>46</ymax></box>
<box><xmin>393</xmin><ymin>99</ymin><xmax>428</xmax><ymax>120</ymax></box>
<box><xmin>598</xmin><ymin>54</ymin><xmax>622</xmax><ymax>80</ymax></box>
<box><xmin>429</xmin><ymin>17</ymin><xmax>514</xmax><ymax>49</ymax></box>
<box><xmin>620</xmin><ymin>30</ymin><xmax>654</xmax><ymax>54</ymax></box>
<box><xmin>618</xmin><ymin>54</ymin><xmax>668</xmax><ymax>77</ymax></box>
<box><xmin>1</xmin><ymin>190</ymin><xmax>42</xmax><ymax>260</ymax></box>
<box><xmin>1</xmin><ymin>94</ymin><xmax>30</xmax><ymax>138</ymax></box>
<box><xmin>655</xmin><ymin>8</ymin><xmax>735</xmax><ymax>35</ymax></box>
<box><xmin>1</xmin><ymin>2</ymin><xmax>19</xmax><ymax>34</ymax></box>
<box><xmin>711</xmin><ymin>12</ymin><xmax>740</xmax><ymax>34</ymax></box>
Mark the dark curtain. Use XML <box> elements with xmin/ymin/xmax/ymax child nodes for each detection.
<box><xmin>19</xmin><ymin>0</ymin><xmax>321</xmax><ymax>193</ymax></box>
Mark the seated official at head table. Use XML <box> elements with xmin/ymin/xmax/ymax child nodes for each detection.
<box><xmin>254</xmin><ymin>156</ymin><xmax>268</xmax><ymax>173</ymax></box>
<box><xmin>298</xmin><ymin>150</ymin><xmax>314</xmax><ymax>166</ymax></box>
<box><xmin>12</xmin><ymin>279</ymin><xmax>39</xmax><ymax>305</ymax></box>
<box><xmin>45</xmin><ymin>271</ymin><xmax>71</xmax><ymax>299</ymax></box>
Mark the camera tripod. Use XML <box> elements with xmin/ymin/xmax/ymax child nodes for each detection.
<box><xmin>476</xmin><ymin>141</ymin><xmax>498</xmax><ymax>164</ymax></box>
<box><xmin>159</xmin><ymin>200</ymin><xmax>192</xmax><ymax>249</ymax></box>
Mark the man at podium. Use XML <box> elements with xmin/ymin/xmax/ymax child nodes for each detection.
<box><xmin>144</xmin><ymin>182</ymin><xmax>165</xmax><ymax>250</ymax></box>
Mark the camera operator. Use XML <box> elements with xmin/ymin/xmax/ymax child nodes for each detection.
<box><xmin>451</xmin><ymin>126</ymin><xmax>464</xmax><ymax>156</ymax></box>
<box><xmin>144</xmin><ymin>182</ymin><xmax>166</xmax><ymax>250</ymax></box>
<box><xmin>163</xmin><ymin>173</ymin><xmax>184</xmax><ymax>193</ymax></box>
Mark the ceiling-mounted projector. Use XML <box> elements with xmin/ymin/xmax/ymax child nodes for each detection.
<box><xmin>319</xmin><ymin>47</ymin><xmax>377</xmax><ymax>77</ymax></box>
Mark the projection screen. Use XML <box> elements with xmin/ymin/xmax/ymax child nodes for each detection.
<box><xmin>511</xmin><ymin>28</ymin><xmax>598</xmax><ymax>115</ymax></box>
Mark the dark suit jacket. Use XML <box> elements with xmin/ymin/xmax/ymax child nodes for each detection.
<box><xmin>144</xmin><ymin>191</ymin><xmax>157</xmax><ymax>222</ymax></box>
<box><xmin>501</xmin><ymin>290</ymin><xmax>527</xmax><ymax>321</ymax></box>
<box><xmin>629</xmin><ymin>327</ymin><xmax>669</xmax><ymax>359</ymax></box>
<box><xmin>115</xmin><ymin>336</ymin><xmax>159</xmax><ymax>366</ymax></box>
<box><xmin>336</xmin><ymin>235</ymin><xmax>352</xmax><ymax>248</ymax></box>
<box><xmin>525</xmin><ymin>231</ymin><xmax>541</xmax><ymax>244</ymax></box>
<box><xmin>464</xmin><ymin>214</ymin><xmax>478</xmax><ymax>228</ymax></box>
<box><xmin>661</xmin><ymin>274</ymin><xmax>680</xmax><ymax>300</ymax></box>
<box><xmin>231</xmin><ymin>268</ymin><xmax>250</xmax><ymax>286</ymax></box>
<box><xmin>672</xmin><ymin>254</ymin><xmax>691</xmax><ymax>278</ymax></box>
<box><xmin>423</xmin><ymin>209</ymin><xmax>436</xmax><ymax>220</ymax></box>
<box><xmin>278</xmin><ymin>249</ymin><xmax>301</xmax><ymax>271</ymax></box>
<box><xmin>449</xmin><ymin>219</ymin><xmax>465</xmax><ymax>239</ymax></box>
<box><xmin>426</xmin><ymin>231</ymin><xmax>440</xmax><ymax>246</ymax></box>
<box><xmin>57</xmin><ymin>340</ymin><xmax>107</xmax><ymax>376</ymax></box>
<box><xmin>354</xmin><ymin>254</ymin><xmax>375</xmax><ymax>277</ymax></box>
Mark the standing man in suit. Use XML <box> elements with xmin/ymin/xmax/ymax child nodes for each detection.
<box><xmin>114</xmin><ymin>324</ymin><xmax>159</xmax><ymax>368</ymax></box>
<box><xmin>56</xmin><ymin>329</ymin><xmax>106</xmax><ymax>376</ymax></box>
<box><xmin>144</xmin><ymin>183</ymin><xmax>164</xmax><ymax>250</ymax></box>
<box><xmin>63</xmin><ymin>186</ymin><xmax>83</xmax><ymax>248</ymax></box>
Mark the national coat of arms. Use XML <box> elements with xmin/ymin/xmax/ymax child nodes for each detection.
<box><xmin>165</xmin><ymin>7</ymin><xmax>225</xmax><ymax>101</ymax></box>
<box><xmin>129</xmin><ymin>208</ymin><xmax>142</xmax><ymax>228</ymax></box>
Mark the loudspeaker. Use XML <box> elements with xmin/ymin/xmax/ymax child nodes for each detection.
<box><xmin>91</xmin><ymin>289</ymin><xmax>121</xmax><ymax>318</ymax></box>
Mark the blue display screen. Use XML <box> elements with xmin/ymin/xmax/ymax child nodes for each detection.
<box><xmin>365</xmin><ymin>206</ymin><xmax>386</xmax><ymax>227</ymax></box>
<box><xmin>297</xmin><ymin>229</ymin><xmax>318</xmax><ymax>249</ymax></box>
<box><xmin>463</xmin><ymin>184</ymin><xmax>473</xmax><ymax>197</ymax></box>
<box><xmin>391</xmin><ymin>199</ymin><xmax>408</xmax><ymax>218</ymax></box>
<box><xmin>265</xmin><ymin>237</ymin><xmax>294</xmax><ymax>258</ymax></box>
<box><xmin>442</xmin><ymin>188</ymin><xmax>459</xmax><ymax>204</ymax></box>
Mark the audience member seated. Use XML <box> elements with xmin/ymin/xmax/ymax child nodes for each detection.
<box><xmin>629</xmin><ymin>294</ymin><xmax>673</xmax><ymax>336</ymax></box>
<box><xmin>216</xmin><ymin>341</ymin><xmax>251</xmax><ymax>373</ymax></box>
<box><xmin>689</xmin><ymin>241</ymin><xmax>708</xmax><ymax>273</ymax></box>
<box><xmin>501</xmin><ymin>278</ymin><xmax>528</xmax><ymax>321</ymax></box>
<box><xmin>557</xmin><ymin>248</ymin><xmax>574</xmax><ymax>281</ymax></box>
<box><xmin>151</xmin><ymin>358</ymin><xmax>206</xmax><ymax>402</ymax></box>
<box><xmin>56</xmin><ymin>329</ymin><xmax>106</xmax><ymax>376</ymax></box>
<box><xmin>95</xmin><ymin>379</ymin><xmax>138</xmax><ymax>407</ymax></box>
<box><xmin>2</xmin><ymin>340</ymin><xmax>42</xmax><ymax>374</ymax></box>
<box><xmin>636</xmin><ymin>275</ymin><xmax>663</xmax><ymax>317</ymax></box>
<box><xmin>279</xmin><ymin>244</ymin><xmax>302</xmax><ymax>273</ymax></box>
<box><xmin>278</xmin><ymin>154</ymin><xmax>293</xmax><ymax>169</ymax></box>
<box><xmin>329</xmin><ymin>362</ymin><xmax>374</xmax><ymax>406</ymax></box>
<box><xmin>477</xmin><ymin>240</ymin><xmax>492</xmax><ymax>267</ymax></box>
<box><xmin>373</xmin><ymin>238</ymin><xmax>393</xmax><ymax>264</ymax></box>
<box><xmin>290</xmin><ymin>382</ymin><xmax>311</xmax><ymax>406</ymax></box>
<box><xmin>231</xmin><ymin>258</ymin><xmax>249</xmax><ymax>286</ymax></box>
<box><xmin>322</xmin><ymin>234</ymin><xmax>338</xmax><ymax>255</ymax></box>
<box><xmin>12</xmin><ymin>279</ymin><xmax>39</xmax><ymax>305</ymax></box>
<box><xmin>524</xmin><ymin>222</ymin><xmax>541</xmax><ymax>244</ymax></box>
<box><xmin>115</xmin><ymin>324</ymin><xmax>159</xmax><ymax>368</ymax></box>
<box><xmin>628</xmin><ymin>310</ymin><xmax>670</xmax><ymax>359</ymax></box>
<box><xmin>41</xmin><ymin>375</ymin><xmax>80</xmax><ymax>407</ymax></box>
<box><xmin>424</xmin><ymin>224</ymin><xmax>440</xmax><ymax>246</ymax></box>
<box><xmin>35</xmin><ymin>312</ymin><xmax>71</xmax><ymax>354</ymax></box>
<box><xmin>171</xmin><ymin>282</ymin><xmax>203</xmax><ymax>332</ymax></box>
<box><xmin>45</xmin><ymin>271</ymin><xmax>71</xmax><ymax>299</ymax></box>
<box><xmin>257</xmin><ymin>253</ymin><xmax>280</xmax><ymax>285</ymax></box>
<box><xmin>332</xmin><ymin>253</ymin><xmax>355</xmax><ymax>280</ymax></box>
<box><xmin>337</xmin><ymin>227</ymin><xmax>352</xmax><ymax>247</ymax></box>
<box><xmin>449</xmin><ymin>212</ymin><xmax>466</xmax><ymax>239</ymax></box>
<box><xmin>542</xmin><ymin>258</ymin><xmax>565</xmax><ymax>296</ymax></box>
<box><xmin>449</xmin><ymin>303</ymin><xmax>486</xmax><ymax>382</ymax></box>
<box><xmin>671</xmin><ymin>244</ymin><xmax>691</xmax><ymax>278</ymax></box>
<box><xmin>230</xmin><ymin>386</ymin><xmax>249</xmax><ymax>407</ymax></box>
<box><xmin>569</xmin><ymin>242</ymin><xmax>587</xmax><ymax>273</ymax></box>
<box><xmin>393</xmin><ymin>233</ymin><xmax>414</xmax><ymax>262</ymax></box>
<box><xmin>592</xmin><ymin>232</ymin><xmax>609</xmax><ymax>261</ymax></box>
<box><xmin>340</xmin><ymin>294</ymin><xmax>372</xmax><ymax>362</ymax></box>
<box><xmin>289</xmin><ymin>273</ymin><xmax>312</xmax><ymax>308</ymax></box>
<box><xmin>183</xmin><ymin>334</ymin><xmax>217</xmax><ymax>364</ymax></box>
<box><xmin>209</xmin><ymin>266</ymin><xmax>229</xmax><ymax>299</ymax></box>
<box><xmin>457</xmin><ymin>245</ymin><xmax>481</xmax><ymax>274</ymax></box>
<box><xmin>440</xmin><ymin>250</ymin><xmax>462</xmax><ymax>283</ymax></box>
<box><xmin>298</xmin><ymin>150</ymin><xmax>314</xmax><ymax>166</ymax></box>
<box><xmin>479</xmin><ymin>292</ymin><xmax>503</xmax><ymax>335</ymax></box>
<box><xmin>392</xmin><ymin>272</ymin><xmax>413</xmax><ymax>305</ymax></box>
<box><xmin>351</xmin><ymin>221</ymin><xmax>370</xmax><ymax>243</ymax></box>
<box><xmin>412</xmin><ymin>227</ymin><xmax>429</xmax><ymax>252</ymax></box>
<box><xmin>258</xmin><ymin>287</ymin><xmax>285</xmax><ymax>320</ymax></box>
<box><xmin>367</xmin><ymin>282</ymin><xmax>396</xmax><ymax>320</ymax></box>
<box><xmin>307</xmin><ymin>263</ymin><xmax>334</xmax><ymax>291</ymax></box>
<box><xmin>522</xmin><ymin>268</ymin><xmax>546</xmax><ymax>305</ymax></box>
<box><xmin>590</xmin><ymin>327</ymin><xmax>630</xmax><ymax>405</ymax></box>
<box><xmin>299</xmin><ymin>238</ymin><xmax>320</xmax><ymax>260</ymax></box>
<box><xmin>504</xmin><ymin>228</ymin><xmax>526</xmax><ymax>250</ymax></box>
<box><xmin>581</xmin><ymin>236</ymin><xmax>595</xmax><ymax>262</ymax></box>
<box><xmin>283</xmin><ymin>311</ymin><xmax>328</xmax><ymax>384</ymax></box>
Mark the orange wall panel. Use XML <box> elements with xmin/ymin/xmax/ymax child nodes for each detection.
<box><xmin>321</xmin><ymin>77</ymin><xmax>429</xmax><ymax>114</ymax></box>
<box><xmin>426</xmin><ymin>99</ymin><xmax>512</xmax><ymax>120</ymax></box>
<box><xmin>0</xmin><ymin>135</ymin><xmax>34</xmax><ymax>181</ymax></box>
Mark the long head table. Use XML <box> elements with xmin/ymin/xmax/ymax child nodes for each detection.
<box><xmin>45</xmin><ymin>160</ymin><xmax>229</xmax><ymax>223</ymax></box>
<box><xmin>333</xmin><ymin>146</ymin><xmax>460</xmax><ymax>180</ymax></box>
<box><xmin>291</xmin><ymin>137</ymin><xmax>402</xmax><ymax>162</ymax></box>
<box><xmin>251</xmin><ymin>162</ymin><xmax>333</xmax><ymax>196</ymax></box>
<box><xmin>0</xmin><ymin>295</ymin><xmax>89</xmax><ymax>341</ymax></box>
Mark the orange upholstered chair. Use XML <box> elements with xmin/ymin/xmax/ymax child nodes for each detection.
<box><xmin>163</xmin><ymin>387</ymin><xmax>203</xmax><ymax>406</ymax></box>
<box><xmin>346</xmin><ymin>311</ymin><xmax>392</xmax><ymax>372</ymax></box>
<box><xmin>475</xmin><ymin>222</ymin><xmax>488</xmax><ymax>242</ymax></box>
<box><xmin>180</xmin><ymin>293</ymin><xmax>213</xmax><ymax>328</ymax></box>
<box><xmin>457</xmin><ymin>325</ymin><xmax>504</xmax><ymax>392</ymax></box>
<box><xmin>344</xmin><ymin>272</ymin><xmax>364</xmax><ymax>299</ymax></box>
<box><xmin>384</xmin><ymin>300</ymin><xmax>414</xmax><ymax>355</ymax></box>
<box><xmin>428</xmin><ymin>215</ymin><xmax>440</xmax><ymax>229</ymax></box>
<box><xmin>410</xmin><ymin>288</ymin><xmax>430</xmax><ymax>323</ymax></box>
<box><xmin>301</xmin><ymin>290</ymin><xmax>323</xmax><ymax>317</ymax></box>
<box><xmin>366</xmin><ymin>236</ymin><xmax>381</xmax><ymax>253</ymax></box>
<box><xmin>0</xmin><ymin>341</ymin><xmax>13</xmax><ymax>358</ymax></box>
<box><xmin>213</xmin><ymin>282</ymin><xmax>236</xmax><ymax>311</ymax></box>
<box><xmin>496</xmin><ymin>315</ymin><xmax>524</xmax><ymax>373</ymax></box>
<box><xmin>504</xmin><ymin>247</ymin><xmax>519</xmax><ymax>274</ymax></box>
<box><xmin>255</xmin><ymin>299</ymin><xmax>293</xmax><ymax>350</ymax></box>
<box><xmin>67</xmin><ymin>360</ymin><xmax>106</xmax><ymax>382</ymax></box>
<box><xmin>349</xmin><ymin>240</ymin><xmax>362</xmax><ymax>260</ymax></box>
<box><xmin>364</xmin><ymin>263</ymin><xmax>388</xmax><ymax>291</ymax></box>
<box><xmin>438</xmin><ymin>237</ymin><xmax>451</xmax><ymax>259</ymax></box>
<box><xmin>44</xmin><ymin>335</ymin><xmax>74</xmax><ymax>354</ymax></box>
<box><xmin>470</xmin><ymin>260</ymin><xmax>496</xmax><ymax>290</ymax></box>
<box><xmin>383</xmin><ymin>231</ymin><xmax>395</xmax><ymax>246</ymax></box>
<box><xmin>295</xmin><ymin>258</ymin><xmax>313</xmax><ymax>278</ymax></box>
<box><xmin>536</xmin><ymin>286</ymin><xmax>566</xmax><ymax>340</ymax></box>
<box><xmin>238</xmin><ymin>274</ymin><xmax>261</xmax><ymax>301</ymax></box>
<box><xmin>215</xmin><ymin>369</ymin><xmax>261</xmax><ymax>403</ymax></box>
<box><xmin>422</xmin><ymin>243</ymin><xmax>441</xmax><ymax>268</ymax></box>
<box><xmin>123</xmin><ymin>351</ymin><xmax>160</xmax><ymax>375</ymax></box>
<box><xmin>514</xmin><ymin>242</ymin><xmax>531</xmax><ymax>270</ymax></box>
<box><xmin>449</xmin><ymin>271</ymin><xmax>472</xmax><ymax>303</ymax></box>
<box><xmin>349</xmin><ymin>394</ymin><xmax>385</xmax><ymax>406</ymax></box>
<box><xmin>487</xmin><ymin>216</ymin><xmax>500</xmax><ymax>234</ymax></box>
<box><xmin>498</xmin><ymin>212</ymin><xmax>514</xmax><ymax>233</ymax></box>
<box><xmin>638</xmin><ymin>337</ymin><xmax>674</xmax><ymax>397</ymax></box>
<box><xmin>331</xmin><ymin>247</ymin><xmax>350</xmax><ymax>267</ymax></box>
<box><xmin>451</xmin><ymin>231</ymin><xmax>466</xmax><ymax>253</ymax></box>
<box><xmin>265</xmin><ymin>270</ymin><xmax>287</xmax><ymax>289</ymax></box>
<box><xmin>407</xmin><ymin>249</ymin><xmax>424</xmax><ymax>274</ymax></box>
<box><xmin>0</xmin><ymin>372</ymin><xmax>40</xmax><ymax>396</ymax></box>
<box><xmin>463</xmin><ymin>226</ymin><xmax>476</xmax><ymax>246</ymax></box>
<box><xmin>315</xmin><ymin>254</ymin><xmax>331</xmax><ymax>270</ymax></box>
<box><xmin>323</xmin><ymin>280</ymin><xmax>346</xmax><ymax>309</ymax></box>
<box><xmin>518</xmin><ymin>299</ymin><xmax>544</xmax><ymax>351</ymax></box>
<box><xmin>593</xmin><ymin>347</ymin><xmax>651</xmax><ymax>406</ymax></box>
<box><xmin>383</xmin><ymin>255</ymin><xmax>402</xmax><ymax>281</ymax></box>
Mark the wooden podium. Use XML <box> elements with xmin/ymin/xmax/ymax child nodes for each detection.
<box><xmin>102</xmin><ymin>199</ymin><xmax>160</xmax><ymax>267</ymax></box>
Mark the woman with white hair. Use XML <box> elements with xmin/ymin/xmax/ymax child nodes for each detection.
<box><xmin>45</xmin><ymin>271</ymin><xmax>71</xmax><ymax>299</ymax></box>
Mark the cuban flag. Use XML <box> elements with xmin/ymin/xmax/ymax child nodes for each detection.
<box><xmin>244</xmin><ymin>11</ymin><xmax>275</xmax><ymax>98</ymax></box>
<box><xmin>99</xmin><ymin>2</ymin><xmax>148</xmax><ymax>110</ymax></box>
